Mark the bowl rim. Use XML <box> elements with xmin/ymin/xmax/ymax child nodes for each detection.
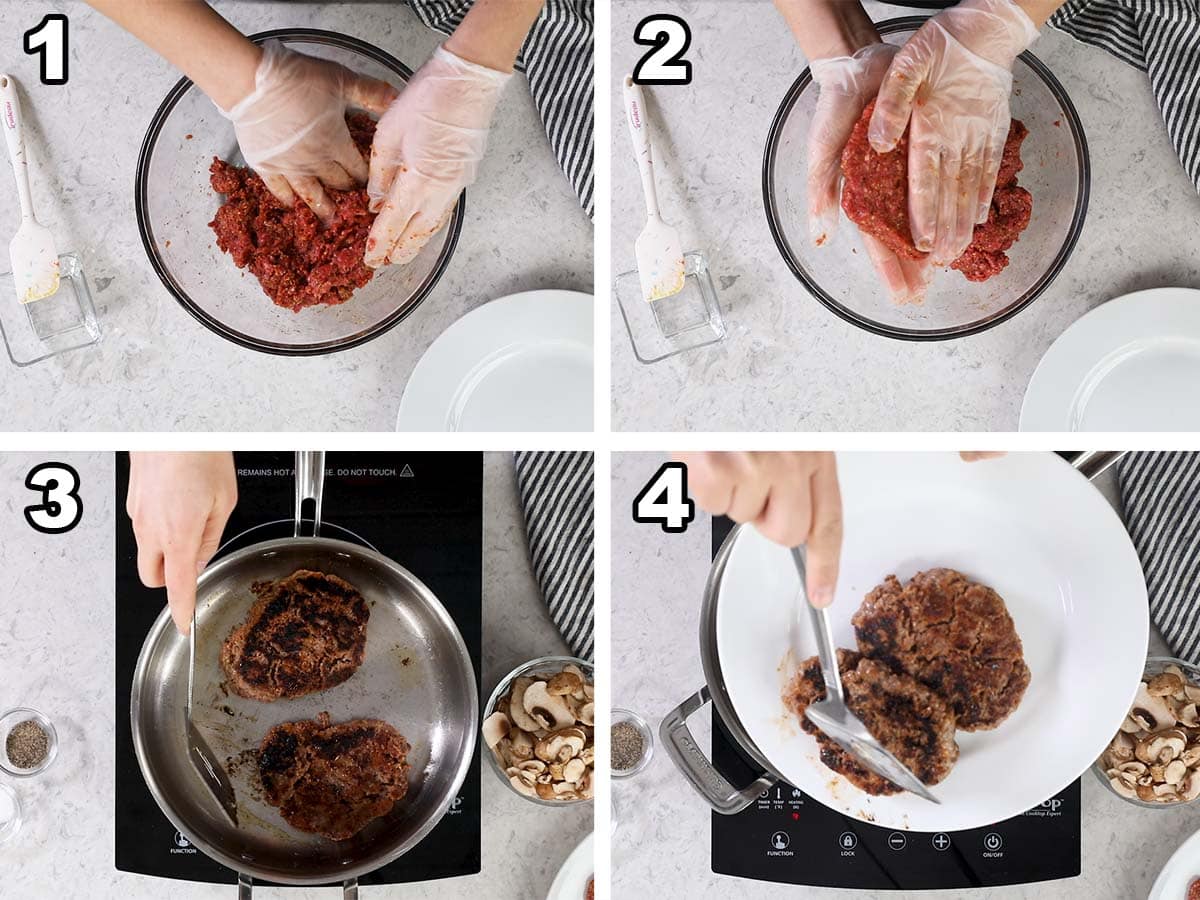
<box><xmin>610</xmin><ymin>706</ymin><xmax>654</xmax><ymax>779</ymax></box>
<box><xmin>1091</xmin><ymin>656</ymin><xmax>1200</xmax><ymax>808</ymax></box>
<box><xmin>762</xmin><ymin>15</ymin><xmax>1091</xmax><ymax>342</ymax></box>
<box><xmin>482</xmin><ymin>655</ymin><xmax>595</xmax><ymax>807</ymax></box>
<box><xmin>134</xmin><ymin>27</ymin><xmax>465</xmax><ymax>357</ymax></box>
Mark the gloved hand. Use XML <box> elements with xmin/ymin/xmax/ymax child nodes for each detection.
<box><xmin>127</xmin><ymin>452</ymin><xmax>237</xmax><ymax>635</ymax></box>
<box><xmin>222</xmin><ymin>40</ymin><xmax>398</xmax><ymax>224</ymax></box>
<box><xmin>808</xmin><ymin>42</ymin><xmax>932</xmax><ymax>304</ymax></box>
<box><xmin>869</xmin><ymin>0</ymin><xmax>1039</xmax><ymax>263</ymax></box>
<box><xmin>364</xmin><ymin>45</ymin><xmax>511</xmax><ymax>268</ymax></box>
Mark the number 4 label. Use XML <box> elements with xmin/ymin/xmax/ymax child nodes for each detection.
<box><xmin>25</xmin><ymin>14</ymin><xmax>69</xmax><ymax>86</ymax></box>
<box><xmin>632</xmin><ymin>15</ymin><xmax>693</xmax><ymax>86</ymax></box>
<box><xmin>633</xmin><ymin>462</ymin><xmax>695</xmax><ymax>533</ymax></box>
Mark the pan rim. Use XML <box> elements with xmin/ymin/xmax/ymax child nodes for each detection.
<box><xmin>130</xmin><ymin>536</ymin><xmax>478</xmax><ymax>885</ymax></box>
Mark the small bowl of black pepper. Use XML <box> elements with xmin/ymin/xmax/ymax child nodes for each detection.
<box><xmin>0</xmin><ymin>708</ymin><xmax>57</xmax><ymax>777</ymax></box>
<box><xmin>611</xmin><ymin>708</ymin><xmax>653</xmax><ymax>779</ymax></box>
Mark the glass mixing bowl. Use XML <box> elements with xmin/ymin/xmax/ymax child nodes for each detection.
<box><xmin>763</xmin><ymin>17</ymin><xmax>1089</xmax><ymax>341</ymax></box>
<box><xmin>135</xmin><ymin>29</ymin><xmax>463</xmax><ymax>355</ymax></box>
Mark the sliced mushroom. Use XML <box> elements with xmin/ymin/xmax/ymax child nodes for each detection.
<box><xmin>535</xmin><ymin>781</ymin><xmax>558</xmax><ymax>801</ymax></box>
<box><xmin>1182</xmin><ymin>772</ymin><xmax>1200</xmax><ymax>802</ymax></box>
<box><xmin>509</xmin><ymin>773</ymin><xmax>537</xmax><ymax>797</ymax></box>
<box><xmin>507</xmin><ymin>677</ymin><xmax>544</xmax><ymax>733</ymax></box>
<box><xmin>509</xmin><ymin>728</ymin><xmax>534</xmax><ymax>761</ymax></box>
<box><xmin>1129</xmin><ymin>682</ymin><xmax>1177</xmax><ymax>733</ymax></box>
<box><xmin>563</xmin><ymin>758</ymin><xmax>586</xmax><ymax>783</ymax></box>
<box><xmin>524</xmin><ymin>681</ymin><xmax>576</xmax><ymax>730</ymax></box>
<box><xmin>1165</xmin><ymin>759</ymin><xmax>1188</xmax><ymax>785</ymax></box>
<box><xmin>1148</xmin><ymin>672</ymin><xmax>1186</xmax><ymax>697</ymax></box>
<box><xmin>483</xmin><ymin>712</ymin><xmax>510</xmax><ymax>750</ymax></box>
<box><xmin>548</xmin><ymin>671</ymin><xmax>584</xmax><ymax>697</ymax></box>
<box><xmin>579</xmin><ymin>702</ymin><xmax>595</xmax><ymax>727</ymax></box>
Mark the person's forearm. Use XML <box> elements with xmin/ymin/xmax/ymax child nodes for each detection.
<box><xmin>774</xmin><ymin>0</ymin><xmax>880</xmax><ymax>60</ymax></box>
<box><xmin>444</xmin><ymin>0</ymin><xmax>545</xmax><ymax>73</ymax></box>
<box><xmin>1013</xmin><ymin>0</ymin><xmax>1066</xmax><ymax>27</ymax></box>
<box><xmin>86</xmin><ymin>0</ymin><xmax>261</xmax><ymax>110</ymax></box>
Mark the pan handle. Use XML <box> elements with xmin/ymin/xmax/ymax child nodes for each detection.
<box><xmin>294</xmin><ymin>450</ymin><xmax>326</xmax><ymax>538</ymax></box>
<box><xmin>660</xmin><ymin>686</ymin><xmax>776</xmax><ymax>815</ymax></box>
<box><xmin>1066</xmin><ymin>450</ymin><xmax>1125</xmax><ymax>482</ymax></box>
<box><xmin>343</xmin><ymin>878</ymin><xmax>359</xmax><ymax>899</ymax></box>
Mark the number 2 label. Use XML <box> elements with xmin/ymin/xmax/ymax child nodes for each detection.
<box><xmin>24</xmin><ymin>14</ymin><xmax>69</xmax><ymax>86</ymax></box>
<box><xmin>633</xmin><ymin>462</ymin><xmax>695</xmax><ymax>533</ymax></box>
<box><xmin>632</xmin><ymin>15</ymin><xmax>693</xmax><ymax>86</ymax></box>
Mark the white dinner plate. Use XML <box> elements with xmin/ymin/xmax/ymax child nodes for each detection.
<box><xmin>1150</xmin><ymin>828</ymin><xmax>1200</xmax><ymax>900</ymax></box>
<box><xmin>396</xmin><ymin>290</ymin><xmax>593</xmax><ymax>432</ymax></box>
<box><xmin>546</xmin><ymin>832</ymin><xmax>593</xmax><ymax>900</ymax></box>
<box><xmin>717</xmin><ymin>451</ymin><xmax>1148</xmax><ymax>832</ymax></box>
<box><xmin>1020</xmin><ymin>287</ymin><xmax>1200</xmax><ymax>431</ymax></box>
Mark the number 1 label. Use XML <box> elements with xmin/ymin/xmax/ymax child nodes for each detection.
<box><xmin>25</xmin><ymin>14</ymin><xmax>69</xmax><ymax>86</ymax></box>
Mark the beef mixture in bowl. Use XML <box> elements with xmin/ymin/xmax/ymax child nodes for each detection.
<box><xmin>209</xmin><ymin>113</ymin><xmax>378</xmax><ymax>312</ymax></box>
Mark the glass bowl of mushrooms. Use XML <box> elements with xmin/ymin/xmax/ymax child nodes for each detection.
<box><xmin>1094</xmin><ymin>657</ymin><xmax>1200</xmax><ymax>807</ymax></box>
<box><xmin>482</xmin><ymin>656</ymin><xmax>595</xmax><ymax>806</ymax></box>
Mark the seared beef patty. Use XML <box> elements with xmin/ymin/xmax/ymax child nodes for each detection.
<box><xmin>259</xmin><ymin>712</ymin><xmax>410</xmax><ymax>841</ymax></box>
<box><xmin>221</xmin><ymin>570</ymin><xmax>368</xmax><ymax>702</ymax></box>
<box><xmin>852</xmin><ymin>568</ymin><xmax>1030</xmax><ymax>731</ymax></box>
<box><xmin>783</xmin><ymin>649</ymin><xmax>959</xmax><ymax>795</ymax></box>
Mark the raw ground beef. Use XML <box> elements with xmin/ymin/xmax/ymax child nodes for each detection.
<box><xmin>209</xmin><ymin>113</ymin><xmax>377</xmax><ymax>312</ymax></box>
<box><xmin>840</xmin><ymin>100</ymin><xmax>1033</xmax><ymax>283</ymax></box>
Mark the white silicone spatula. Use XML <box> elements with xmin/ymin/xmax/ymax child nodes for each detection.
<box><xmin>0</xmin><ymin>74</ymin><xmax>59</xmax><ymax>304</ymax></box>
<box><xmin>623</xmin><ymin>76</ymin><xmax>684</xmax><ymax>302</ymax></box>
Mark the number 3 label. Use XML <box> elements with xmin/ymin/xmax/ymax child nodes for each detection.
<box><xmin>633</xmin><ymin>462</ymin><xmax>695</xmax><ymax>533</ymax></box>
<box><xmin>632</xmin><ymin>15</ymin><xmax>693</xmax><ymax>85</ymax></box>
<box><xmin>24</xmin><ymin>14</ymin><xmax>70</xmax><ymax>86</ymax></box>
<box><xmin>24</xmin><ymin>462</ymin><xmax>83</xmax><ymax>534</ymax></box>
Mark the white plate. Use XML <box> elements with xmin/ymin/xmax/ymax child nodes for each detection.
<box><xmin>396</xmin><ymin>290</ymin><xmax>593</xmax><ymax>432</ymax></box>
<box><xmin>1150</xmin><ymin>828</ymin><xmax>1200</xmax><ymax>900</ymax></box>
<box><xmin>1020</xmin><ymin>288</ymin><xmax>1200</xmax><ymax>431</ymax></box>
<box><xmin>717</xmin><ymin>451</ymin><xmax>1148</xmax><ymax>832</ymax></box>
<box><xmin>546</xmin><ymin>832</ymin><xmax>593</xmax><ymax>900</ymax></box>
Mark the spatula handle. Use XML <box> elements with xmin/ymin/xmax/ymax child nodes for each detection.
<box><xmin>623</xmin><ymin>75</ymin><xmax>662</xmax><ymax>219</ymax></box>
<box><xmin>0</xmin><ymin>75</ymin><xmax>34</xmax><ymax>222</ymax></box>
<box><xmin>792</xmin><ymin>546</ymin><xmax>845</xmax><ymax>703</ymax></box>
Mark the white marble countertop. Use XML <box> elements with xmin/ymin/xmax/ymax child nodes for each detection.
<box><xmin>610</xmin><ymin>0</ymin><xmax>1200</xmax><ymax>432</ymax></box>
<box><xmin>612</xmin><ymin>451</ymin><xmax>1200</xmax><ymax>899</ymax></box>
<box><xmin>0</xmin><ymin>1</ymin><xmax>591</xmax><ymax>431</ymax></box>
<box><xmin>0</xmin><ymin>452</ymin><xmax>591</xmax><ymax>899</ymax></box>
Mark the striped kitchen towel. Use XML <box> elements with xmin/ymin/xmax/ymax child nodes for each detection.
<box><xmin>406</xmin><ymin>0</ymin><xmax>595</xmax><ymax>217</ymax></box>
<box><xmin>1119</xmin><ymin>452</ymin><xmax>1200</xmax><ymax>662</ymax></box>
<box><xmin>1049</xmin><ymin>0</ymin><xmax>1200</xmax><ymax>194</ymax></box>
<box><xmin>514</xmin><ymin>451</ymin><xmax>594</xmax><ymax>661</ymax></box>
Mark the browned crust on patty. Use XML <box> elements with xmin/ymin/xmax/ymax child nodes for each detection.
<box><xmin>258</xmin><ymin>712</ymin><xmax>410</xmax><ymax>841</ymax></box>
<box><xmin>220</xmin><ymin>569</ymin><xmax>369</xmax><ymax>702</ymax></box>
<box><xmin>852</xmin><ymin>568</ymin><xmax>1030</xmax><ymax>731</ymax></box>
<box><xmin>782</xmin><ymin>649</ymin><xmax>959</xmax><ymax>795</ymax></box>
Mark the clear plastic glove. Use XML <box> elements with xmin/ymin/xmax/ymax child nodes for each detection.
<box><xmin>672</xmin><ymin>451</ymin><xmax>843</xmax><ymax>608</ymax></box>
<box><xmin>869</xmin><ymin>0</ymin><xmax>1038</xmax><ymax>263</ymax></box>
<box><xmin>127</xmin><ymin>452</ymin><xmax>237</xmax><ymax>635</ymax></box>
<box><xmin>809</xmin><ymin>42</ymin><xmax>933</xmax><ymax>304</ymax></box>
<box><xmin>364</xmin><ymin>46</ymin><xmax>511</xmax><ymax>268</ymax></box>
<box><xmin>222</xmin><ymin>40</ymin><xmax>398</xmax><ymax>224</ymax></box>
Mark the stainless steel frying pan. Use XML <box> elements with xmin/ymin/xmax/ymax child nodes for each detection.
<box><xmin>131</xmin><ymin>453</ymin><xmax>478</xmax><ymax>896</ymax></box>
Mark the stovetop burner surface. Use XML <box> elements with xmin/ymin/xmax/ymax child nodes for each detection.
<box><xmin>114</xmin><ymin>452</ymin><xmax>483</xmax><ymax>886</ymax></box>
<box><xmin>708</xmin><ymin>516</ymin><xmax>1081</xmax><ymax>890</ymax></box>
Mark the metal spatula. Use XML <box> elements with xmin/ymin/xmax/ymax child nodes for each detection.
<box><xmin>187</xmin><ymin>608</ymin><xmax>239</xmax><ymax>826</ymax></box>
<box><xmin>623</xmin><ymin>76</ymin><xmax>685</xmax><ymax>302</ymax></box>
<box><xmin>791</xmin><ymin>546</ymin><xmax>939</xmax><ymax>803</ymax></box>
<box><xmin>0</xmin><ymin>75</ymin><xmax>59</xmax><ymax>303</ymax></box>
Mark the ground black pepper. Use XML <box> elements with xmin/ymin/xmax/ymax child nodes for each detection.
<box><xmin>612</xmin><ymin>721</ymin><xmax>645</xmax><ymax>772</ymax></box>
<box><xmin>6</xmin><ymin>720</ymin><xmax>48</xmax><ymax>769</ymax></box>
